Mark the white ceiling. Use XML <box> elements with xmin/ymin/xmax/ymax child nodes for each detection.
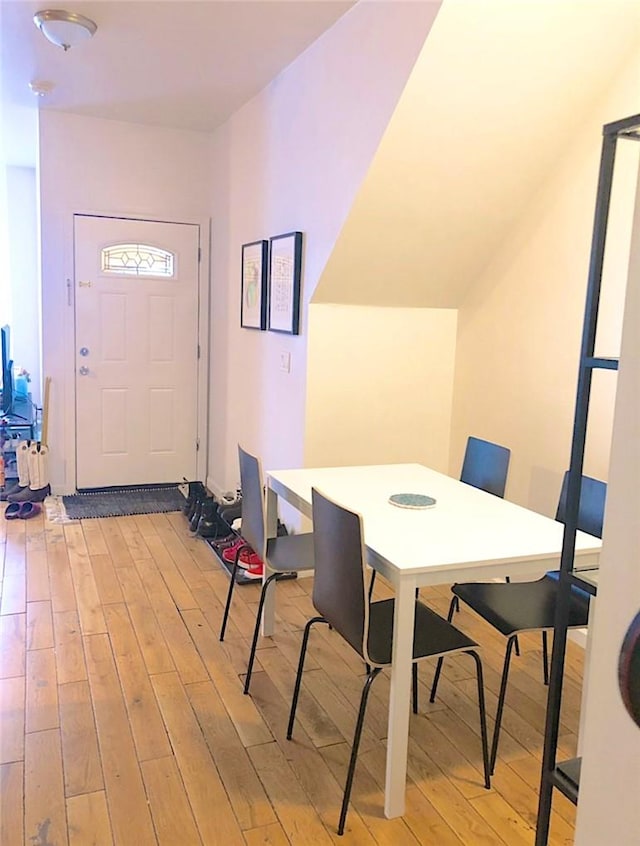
<box><xmin>1</xmin><ymin>0</ymin><xmax>354</xmax><ymax>164</ymax></box>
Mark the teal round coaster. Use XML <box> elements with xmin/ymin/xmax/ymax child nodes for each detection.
<box><xmin>388</xmin><ymin>493</ymin><xmax>436</xmax><ymax>510</ymax></box>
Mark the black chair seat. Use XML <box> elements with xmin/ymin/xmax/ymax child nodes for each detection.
<box><xmin>266</xmin><ymin>532</ymin><xmax>314</xmax><ymax>573</ymax></box>
<box><xmin>366</xmin><ymin>598</ymin><xmax>479</xmax><ymax>666</ymax></box>
<box><xmin>452</xmin><ymin>574</ymin><xmax>591</xmax><ymax>637</ymax></box>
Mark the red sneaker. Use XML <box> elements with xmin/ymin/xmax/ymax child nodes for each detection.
<box><xmin>222</xmin><ymin>545</ymin><xmax>263</xmax><ymax>569</ymax></box>
<box><xmin>241</xmin><ymin>559</ymin><xmax>264</xmax><ymax>580</ymax></box>
<box><xmin>221</xmin><ymin>538</ymin><xmax>250</xmax><ymax>561</ymax></box>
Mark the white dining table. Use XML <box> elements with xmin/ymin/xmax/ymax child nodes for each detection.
<box><xmin>263</xmin><ymin>463</ymin><xmax>601</xmax><ymax>819</ymax></box>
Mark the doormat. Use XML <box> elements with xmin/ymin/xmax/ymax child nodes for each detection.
<box><xmin>62</xmin><ymin>485</ymin><xmax>186</xmax><ymax>519</ymax></box>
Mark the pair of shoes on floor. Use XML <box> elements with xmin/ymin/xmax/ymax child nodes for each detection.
<box><xmin>221</xmin><ymin>538</ymin><xmax>263</xmax><ymax>579</ymax></box>
<box><xmin>199</xmin><ymin>524</ymin><xmax>234</xmax><ymax>542</ymax></box>
<box><xmin>6</xmin><ymin>484</ymin><xmax>50</xmax><ymax>503</ymax></box>
<box><xmin>215</xmin><ymin>534</ymin><xmax>245</xmax><ymax>551</ymax></box>
<box><xmin>1</xmin><ymin>480</ymin><xmax>22</xmax><ymax>501</ymax></box>
<box><xmin>5</xmin><ymin>501</ymin><xmax>42</xmax><ymax>520</ymax></box>
<box><xmin>193</xmin><ymin>499</ymin><xmax>232</xmax><ymax>539</ymax></box>
<box><xmin>182</xmin><ymin>480</ymin><xmax>206</xmax><ymax>516</ymax></box>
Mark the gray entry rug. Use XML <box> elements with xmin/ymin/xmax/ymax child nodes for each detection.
<box><xmin>62</xmin><ymin>485</ymin><xmax>185</xmax><ymax>519</ymax></box>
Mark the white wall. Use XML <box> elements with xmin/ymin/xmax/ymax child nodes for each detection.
<box><xmin>5</xmin><ymin>166</ymin><xmax>41</xmax><ymax>406</ymax></box>
<box><xmin>305</xmin><ymin>305</ymin><xmax>457</xmax><ymax>469</ymax></box>
<box><xmin>38</xmin><ymin>112</ymin><xmax>211</xmax><ymax>492</ymax></box>
<box><xmin>449</xmin><ymin>54</ymin><xmax>639</xmax><ymax>515</ymax></box>
<box><xmin>207</xmin><ymin>1</ymin><xmax>441</xmax><ymax>493</ymax></box>
<box><xmin>575</xmin><ymin>161</ymin><xmax>640</xmax><ymax>846</ymax></box>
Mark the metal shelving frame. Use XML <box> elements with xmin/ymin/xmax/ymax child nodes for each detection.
<box><xmin>535</xmin><ymin>113</ymin><xmax>640</xmax><ymax>845</ymax></box>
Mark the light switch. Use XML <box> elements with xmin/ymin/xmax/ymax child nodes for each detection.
<box><xmin>279</xmin><ymin>351</ymin><xmax>291</xmax><ymax>373</ymax></box>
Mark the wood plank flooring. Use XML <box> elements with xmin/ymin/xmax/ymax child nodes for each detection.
<box><xmin>0</xmin><ymin>508</ymin><xmax>582</xmax><ymax>845</ymax></box>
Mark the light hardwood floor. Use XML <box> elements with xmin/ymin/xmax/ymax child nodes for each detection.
<box><xmin>0</xmin><ymin>508</ymin><xmax>582</xmax><ymax>845</ymax></box>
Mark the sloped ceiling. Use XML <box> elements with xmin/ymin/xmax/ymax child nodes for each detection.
<box><xmin>314</xmin><ymin>0</ymin><xmax>640</xmax><ymax>308</ymax></box>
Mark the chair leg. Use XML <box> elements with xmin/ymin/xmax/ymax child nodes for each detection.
<box><xmin>429</xmin><ymin>596</ymin><xmax>457</xmax><ymax>703</ymax></box>
<box><xmin>244</xmin><ymin>572</ymin><xmax>279</xmax><ymax>694</ymax></box>
<box><xmin>287</xmin><ymin>616</ymin><xmax>326</xmax><ymax>740</ymax></box>
<box><xmin>502</xmin><ymin>577</ymin><xmax>521</xmax><ymax>656</ymax></box>
<box><xmin>412</xmin><ymin>664</ymin><xmax>419</xmax><ymax>714</ymax></box>
<box><xmin>219</xmin><ymin>547</ymin><xmax>247</xmax><ymax>641</ymax></box>
<box><xmin>429</xmin><ymin>657</ymin><xmax>443</xmax><ymax>704</ymax></box>
<box><xmin>338</xmin><ymin>667</ymin><xmax>382</xmax><ymax>836</ymax></box>
<box><xmin>542</xmin><ymin>630</ymin><xmax>550</xmax><ymax>685</ymax></box>
<box><xmin>446</xmin><ymin>595</ymin><xmax>456</xmax><ymax>623</ymax></box>
<box><xmin>489</xmin><ymin>636</ymin><xmax>517</xmax><ymax>774</ymax></box>
<box><xmin>467</xmin><ymin>650</ymin><xmax>491</xmax><ymax>789</ymax></box>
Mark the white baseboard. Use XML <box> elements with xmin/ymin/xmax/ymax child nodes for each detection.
<box><xmin>206</xmin><ymin>475</ymin><xmax>225</xmax><ymax>500</ymax></box>
<box><xmin>569</xmin><ymin>628</ymin><xmax>587</xmax><ymax>649</ymax></box>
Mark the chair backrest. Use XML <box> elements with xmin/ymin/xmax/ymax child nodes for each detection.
<box><xmin>237</xmin><ymin>444</ymin><xmax>266</xmax><ymax>556</ymax></box>
<box><xmin>555</xmin><ymin>471</ymin><xmax>606</xmax><ymax>539</ymax></box>
<box><xmin>311</xmin><ymin>488</ymin><xmax>372</xmax><ymax>664</ymax></box>
<box><xmin>460</xmin><ymin>436</ymin><xmax>511</xmax><ymax>498</ymax></box>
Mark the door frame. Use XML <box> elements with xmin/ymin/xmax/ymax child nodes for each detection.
<box><xmin>63</xmin><ymin>210</ymin><xmax>210</xmax><ymax>493</ymax></box>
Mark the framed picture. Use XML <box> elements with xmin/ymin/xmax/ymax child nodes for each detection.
<box><xmin>241</xmin><ymin>240</ymin><xmax>268</xmax><ymax>329</ymax></box>
<box><xmin>268</xmin><ymin>231</ymin><xmax>303</xmax><ymax>335</ymax></box>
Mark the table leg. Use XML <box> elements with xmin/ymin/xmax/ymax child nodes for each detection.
<box><xmin>384</xmin><ymin>574</ymin><xmax>416</xmax><ymax>818</ymax></box>
<box><xmin>261</xmin><ymin>485</ymin><xmax>278</xmax><ymax>637</ymax></box>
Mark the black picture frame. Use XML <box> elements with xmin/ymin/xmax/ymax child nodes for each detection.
<box><xmin>268</xmin><ymin>231</ymin><xmax>303</xmax><ymax>335</ymax></box>
<box><xmin>240</xmin><ymin>240</ymin><xmax>268</xmax><ymax>330</ymax></box>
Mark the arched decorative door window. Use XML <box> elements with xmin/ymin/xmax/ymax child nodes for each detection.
<box><xmin>101</xmin><ymin>243</ymin><xmax>175</xmax><ymax>277</ymax></box>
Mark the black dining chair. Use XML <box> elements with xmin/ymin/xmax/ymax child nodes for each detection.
<box><xmin>430</xmin><ymin>471</ymin><xmax>606</xmax><ymax>774</ymax></box>
<box><xmin>219</xmin><ymin>445</ymin><xmax>314</xmax><ymax>695</ymax></box>
<box><xmin>460</xmin><ymin>436</ymin><xmax>511</xmax><ymax>499</ymax></box>
<box><xmin>287</xmin><ymin>487</ymin><xmax>491</xmax><ymax>836</ymax></box>
<box><xmin>452</xmin><ymin>435</ymin><xmax>513</xmax><ymax>616</ymax></box>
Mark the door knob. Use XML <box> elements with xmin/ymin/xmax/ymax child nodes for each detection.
<box><xmin>79</xmin><ymin>347</ymin><xmax>89</xmax><ymax>357</ymax></box>
<box><xmin>79</xmin><ymin>366</ymin><xmax>90</xmax><ymax>376</ymax></box>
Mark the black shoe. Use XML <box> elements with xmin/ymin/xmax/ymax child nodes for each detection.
<box><xmin>7</xmin><ymin>484</ymin><xmax>50</xmax><ymax>503</ymax></box>
<box><xmin>197</xmin><ymin>506</ymin><xmax>232</xmax><ymax>538</ymax></box>
<box><xmin>1</xmin><ymin>480</ymin><xmax>22</xmax><ymax>501</ymax></box>
<box><xmin>190</xmin><ymin>495</ymin><xmax>216</xmax><ymax>533</ymax></box>
<box><xmin>193</xmin><ymin>498</ymin><xmax>218</xmax><ymax>533</ymax></box>
<box><xmin>188</xmin><ymin>497</ymin><xmax>204</xmax><ymax>531</ymax></box>
<box><xmin>186</xmin><ymin>489</ymin><xmax>207</xmax><ymax>523</ymax></box>
<box><xmin>198</xmin><ymin>521</ymin><xmax>234</xmax><ymax>540</ymax></box>
<box><xmin>182</xmin><ymin>480</ymin><xmax>206</xmax><ymax>515</ymax></box>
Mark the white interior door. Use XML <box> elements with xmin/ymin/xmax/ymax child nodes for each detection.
<box><xmin>74</xmin><ymin>215</ymin><xmax>200</xmax><ymax>489</ymax></box>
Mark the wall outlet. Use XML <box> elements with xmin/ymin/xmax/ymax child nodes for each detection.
<box><xmin>279</xmin><ymin>351</ymin><xmax>291</xmax><ymax>373</ymax></box>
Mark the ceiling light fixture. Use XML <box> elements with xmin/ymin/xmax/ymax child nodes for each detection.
<box><xmin>29</xmin><ymin>80</ymin><xmax>56</xmax><ymax>97</ymax></box>
<box><xmin>33</xmin><ymin>9</ymin><xmax>97</xmax><ymax>51</ymax></box>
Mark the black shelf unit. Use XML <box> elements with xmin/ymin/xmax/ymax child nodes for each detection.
<box><xmin>535</xmin><ymin>113</ymin><xmax>640</xmax><ymax>845</ymax></box>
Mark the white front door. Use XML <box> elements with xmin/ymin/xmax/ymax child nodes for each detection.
<box><xmin>74</xmin><ymin>215</ymin><xmax>200</xmax><ymax>489</ymax></box>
